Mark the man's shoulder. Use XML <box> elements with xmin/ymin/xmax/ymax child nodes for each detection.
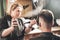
<box><xmin>52</xmin><ymin>34</ymin><xmax>60</xmax><ymax>40</ymax></box>
<box><xmin>30</xmin><ymin>33</ymin><xmax>60</xmax><ymax>40</ymax></box>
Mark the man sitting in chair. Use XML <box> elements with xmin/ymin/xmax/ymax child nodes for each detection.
<box><xmin>30</xmin><ymin>9</ymin><xmax>60</xmax><ymax>40</ymax></box>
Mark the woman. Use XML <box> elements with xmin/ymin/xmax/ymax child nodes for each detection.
<box><xmin>0</xmin><ymin>3</ymin><xmax>36</xmax><ymax>40</ymax></box>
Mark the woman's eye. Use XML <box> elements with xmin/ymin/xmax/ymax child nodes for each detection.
<box><xmin>17</xmin><ymin>10</ymin><xmax>20</xmax><ymax>12</ymax></box>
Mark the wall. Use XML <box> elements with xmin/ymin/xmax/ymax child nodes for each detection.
<box><xmin>17</xmin><ymin>0</ymin><xmax>33</xmax><ymax>17</ymax></box>
<box><xmin>44</xmin><ymin>0</ymin><xmax>60</xmax><ymax>19</ymax></box>
<box><xmin>0</xmin><ymin>6</ymin><xmax>1</xmax><ymax>18</ymax></box>
<box><xmin>0</xmin><ymin>0</ymin><xmax>6</xmax><ymax>18</ymax></box>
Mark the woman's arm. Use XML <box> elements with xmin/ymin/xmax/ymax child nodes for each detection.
<box><xmin>1</xmin><ymin>18</ymin><xmax>18</xmax><ymax>37</ymax></box>
<box><xmin>1</xmin><ymin>26</ymin><xmax>14</xmax><ymax>37</ymax></box>
<box><xmin>25</xmin><ymin>19</ymin><xmax>36</xmax><ymax>33</ymax></box>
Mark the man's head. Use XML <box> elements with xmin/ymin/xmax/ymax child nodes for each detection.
<box><xmin>10</xmin><ymin>3</ymin><xmax>23</xmax><ymax>18</ymax></box>
<box><xmin>38</xmin><ymin>9</ymin><xmax>54</xmax><ymax>32</ymax></box>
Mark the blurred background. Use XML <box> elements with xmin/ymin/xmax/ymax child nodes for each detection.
<box><xmin>0</xmin><ymin>0</ymin><xmax>60</xmax><ymax>19</ymax></box>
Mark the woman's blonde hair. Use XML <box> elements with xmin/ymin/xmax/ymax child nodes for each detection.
<box><xmin>10</xmin><ymin>3</ymin><xmax>19</xmax><ymax>13</ymax></box>
<box><xmin>6</xmin><ymin>3</ymin><xmax>21</xmax><ymax>15</ymax></box>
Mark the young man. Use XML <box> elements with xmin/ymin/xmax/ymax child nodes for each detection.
<box><xmin>30</xmin><ymin>9</ymin><xmax>60</xmax><ymax>40</ymax></box>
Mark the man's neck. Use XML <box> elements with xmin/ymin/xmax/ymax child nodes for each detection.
<box><xmin>39</xmin><ymin>27</ymin><xmax>51</xmax><ymax>32</ymax></box>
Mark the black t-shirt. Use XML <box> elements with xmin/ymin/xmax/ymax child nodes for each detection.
<box><xmin>30</xmin><ymin>32</ymin><xmax>60</xmax><ymax>40</ymax></box>
<box><xmin>0</xmin><ymin>15</ymin><xmax>25</xmax><ymax>40</ymax></box>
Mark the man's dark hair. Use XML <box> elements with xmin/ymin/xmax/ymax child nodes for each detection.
<box><xmin>37</xmin><ymin>9</ymin><xmax>54</xmax><ymax>27</ymax></box>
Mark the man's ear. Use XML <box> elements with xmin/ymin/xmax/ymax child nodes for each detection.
<box><xmin>52</xmin><ymin>20</ymin><xmax>54</xmax><ymax>26</ymax></box>
<box><xmin>39</xmin><ymin>23</ymin><xmax>41</xmax><ymax>27</ymax></box>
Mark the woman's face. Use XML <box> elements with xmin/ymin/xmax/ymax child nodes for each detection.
<box><xmin>11</xmin><ymin>6</ymin><xmax>23</xmax><ymax>18</ymax></box>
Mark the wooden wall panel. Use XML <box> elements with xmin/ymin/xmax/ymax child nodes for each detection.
<box><xmin>17</xmin><ymin>0</ymin><xmax>33</xmax><ymax>17</ymax></box>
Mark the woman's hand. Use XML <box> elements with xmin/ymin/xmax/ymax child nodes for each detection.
<box><xmin>29</xmin><ymin>19</ymin><xmax>37</xmax><ymax>27</ymax></box>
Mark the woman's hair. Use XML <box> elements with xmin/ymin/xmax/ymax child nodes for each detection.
<box><xmin>10</xmin><ymin>3</ymin><xmax>19</xmax><ymax>13</ymax></box>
